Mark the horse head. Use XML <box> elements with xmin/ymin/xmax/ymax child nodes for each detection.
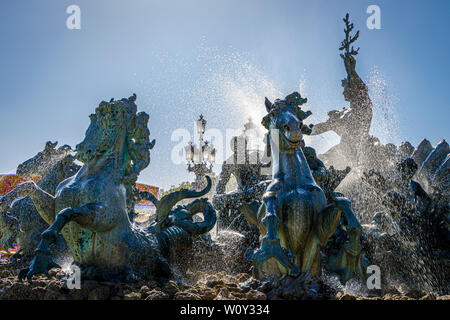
<box><xmin>76</xmin><ymin>102</ymin><xmax>125</xmax><ymax>164</ymax></box>
<box><xmin>262</xmin><ymin>91</ymin><xmax>312</xmax><ymax>152</ymax></box>
<box><xmin>76</xmin><ymin>94</ymin><xmax>152</xmax><ymax>182</ymax></box>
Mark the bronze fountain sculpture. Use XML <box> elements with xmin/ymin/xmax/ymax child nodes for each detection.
<box><xmin>310</xmin><ymin>13</ymin><xmax>373</xmax><ymax>170</ymax></box>
<box><xmin>213</xmin><ymin>119</ymin><xmax>269</xmax><ymax>232</ymax></box>
<box><xmin>0</xmin><ymin>95</ymin><xmax>217</xmax><ymax>282</ymax></box>
<box><xmin>0</xmin><ymin>10</ymin><xmax>448</xmax><ymax>301</ymax></box>
<box><xmin>0</xmin><ymin>142</ymin><xmax>79</xmax><ymax>259</ymax></box>
<box><xmin>244</xmin><ymin>92</ymin><xmax>367</xmax><ymax>284</ymax></box>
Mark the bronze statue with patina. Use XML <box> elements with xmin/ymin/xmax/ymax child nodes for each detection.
<box><xmin>310</xmin><ymin>14</ymin><xmax>373</xmax><ymax>169</ymax></box>
<box><xmin>245</xmin><ymin>92</ymin><xmax>366</xmax><ymax>284</ymax></box>
<box><xmin>0</xmin><ymin>142</ymin><xmax>78</xmax><ymax>259</ymax></box>
<box><xmin>0</xmin><ymin>95</ymin><xmax>217</xmax><ymax>282</ymax></box>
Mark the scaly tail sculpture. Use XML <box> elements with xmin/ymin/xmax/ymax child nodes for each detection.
<box><xmin>0</xmin><ymin>95</ymin><xmax>216</xmax><ymax>282</ymax></box>
<box><xmin>245</xmin><ymin>92</ymin><xmax>366</xmax><ymax>284</ymax></box>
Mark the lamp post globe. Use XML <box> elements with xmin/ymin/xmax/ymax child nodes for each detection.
<box><xmin>186</xmin><ymin>115</ymin><xmax>215</xmax><ymax>191</ymax></box>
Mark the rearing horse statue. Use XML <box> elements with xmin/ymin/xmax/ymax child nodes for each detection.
<box><xmin>0</xmin><ymin>95</ymin><xmax>217</xmax><ymax>282</ymax></box>
<box><xmin>245</xmin><ymin>92</ymin><xmax>366</xmax><ymax>284</ymax></box>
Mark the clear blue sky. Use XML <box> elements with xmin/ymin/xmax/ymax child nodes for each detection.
<box><xmin>0</xmin><ymin>0</ymin><xmax>449</xmax><ymax>189</ymax></box>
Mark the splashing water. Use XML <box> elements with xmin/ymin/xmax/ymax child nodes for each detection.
<box><xmin>298</xmin><ymin>70</ymin><xmax>342</xmax><ymax>155</ymax></box>
<box><xmin>55</xmin><ymin>255</ymin><xmax>73</xmax><ymax>273</ymax></box>
<box><xmin>367</xmin><ymin>66</ymin><xmax>400</xmax><ymax>145</ymax></box>
<box><xmin>55</xmin><ymin>255</ymin><xmax>75</xmax><ymax>274</ymax></box>
<box><xmin>133</xmin><ymin>44</ymin><xmax>447</xmax><ymax>297</ymax></box>
<box><xmin>191</xmin><ymin>45</ymin><xmax>281</xmax><ymax>137</ymax></box>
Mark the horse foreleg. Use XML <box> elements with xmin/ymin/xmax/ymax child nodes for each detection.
<box><xmin>302</xmin><ymin>204</ymin><xmax>341</xmax><ymax>274</ymax></box>
<box><xmin>333</xmin><ymin>197</ymin><xmax>361</xmax><ymax>232</ymax></box>
<box><xmin>324</xmin><ymin>197</ymin><xmax>366</xmax><ymax>284</ymax></box>
<box><xmin>246</xmin><ymin>189</ymin><xmax>300</xmax><ymax>277</ymax></box>
<box><xmin>315</xmin><ymin>204</ymin><xmax>342</xmax><ymax>246</ymax></box>
<box><xmin>0</xmin><ymin>181</ymin><xmax>56</xmax><ymax>225</ymax></box>
<box><xmin>19</xmin><ymin>202</ymin><xmax>106</xmax><ymax>282</ymax></box>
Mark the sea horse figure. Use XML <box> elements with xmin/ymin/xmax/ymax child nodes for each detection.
<box><xmin>0</xmin><ymin>95</ymin><xmax>216</xmax><ymax>282</ymax></box>
<box><xmin>245</xmin><ymin>92</ymin><xmax>366</xmax><ymax>284</ymax></box>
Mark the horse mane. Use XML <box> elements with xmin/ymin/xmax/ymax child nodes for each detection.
<box><xmin>261</xmin><ymin>92</ymin><xmax>311</xmax><ymax>130</ymax></box>
<box><xmin>94</xmin><ymin>94</ymin><xmax>153</xmax><ymax>183</ymax></box>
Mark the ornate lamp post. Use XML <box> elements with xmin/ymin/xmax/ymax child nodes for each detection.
<box><xmin>185</xmin><ymin>115</ymin><xmax>216</xmax><ymax>191</ymax></box>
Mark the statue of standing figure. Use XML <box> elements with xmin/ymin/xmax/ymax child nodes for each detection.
<box><xmin>213</xmin><ymin>119</ymin><xmax>270</xmax><ymax>232</ymax></box>
<box><xmin>310</xmin><ymin>14</ymin><xmax>373</xmax><ymax>170</ymax></box>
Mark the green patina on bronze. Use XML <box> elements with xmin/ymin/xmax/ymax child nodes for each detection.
<box><xmin>0</xmin><ymin>142</ymin><xmax>78</xmax><ymax>257</ymax></box>
<box><xmin>245</xmin><ymin>92</ymin><xmax>367</xmax><ymax>284</ymax></box>
<box><xmin>0</xmin><ymin>95</ymin><xmax>216</xmax><ymax>282</ymax></box>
